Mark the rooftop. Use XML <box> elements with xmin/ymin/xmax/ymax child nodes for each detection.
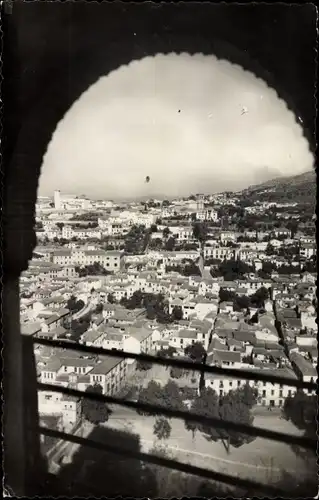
<box><xmin>89</xmin><ymin>356</ymin><xmax>123</xmax><ymax>375</ymax></box>
<box><xmin>21</xmin><ymin>322</ymin><xmax>42</xmax><ymax>336</ymax></box>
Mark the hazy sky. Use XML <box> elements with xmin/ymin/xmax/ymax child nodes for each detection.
<box><xmin>39</xmin><ymin>53</ymin><xmax>313</xmax><ymax>200</ymax></box>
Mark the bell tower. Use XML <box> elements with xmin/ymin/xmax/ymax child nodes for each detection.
<box><xmin>196</xmin><ymin>194</ymin><xmax>204</xmax><ymax>211</ymax></box>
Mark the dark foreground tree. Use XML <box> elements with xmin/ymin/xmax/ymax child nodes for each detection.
<box><xmin>82</xmin><ymin>384</ymin><xmax>112</xmax><ymax>425</ymax></box>
<box><xmin>136</xmin><ymin>359</ymin><xmax>153</xmax><ymax>371</ymax></box>
<box><xmin>218</xmin><ymin>390</ymin><xmax>254</xmax><ymax>451</ymax></box>
<box><xmin>107</xmin><ymin>293</ymin><xmax>115</xmax><ymax>304</ymax></box>
<box><xmin>282</xmin><ymin>390</ymin><xmax>317</xmax><ymax>460</ymax></box>
<box><xmin>184</xmin><ymin>341</ymin><xmax>206</xmax><ymax>362</ymax></box>
<box><xmin>137</xmin><ymin>380</ymin><xmax>185</xmax><ymax>417</ymax></box>
<box><xmin>171</xmin><ymin>305</ymin><xmax>183</xmax><ymax>321</ymax></box>
<box><xmin>153</xmin><ymin>417</ymin><xmax>171</xmax><ymax>441</ymax></box>
<box><xmin>184</xmin><ymin>387</ymin><xmax>220</xmax><ymax>441</ymax></box>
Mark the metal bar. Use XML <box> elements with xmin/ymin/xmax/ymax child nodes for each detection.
<box><xmin>38</xmin><ymin>426</ymin><xmax>289</xmax><ymax>497</ymax></box>
<box><xmin>32</xmin><ymin>337</ymin><xmax>316</xmax><ymax>391</ymax></box>
<box><xmin>38</xmin><ymin>382</ymin><xmax>316</xmax><ymax>451</ymax></box>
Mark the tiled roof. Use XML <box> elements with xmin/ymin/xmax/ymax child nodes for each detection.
<box><xmin>208</xmin><ymin>338</ymin><xmax>228</xmax><ymax>352</ymax></box>
<box><xmin>212</xmin><ymin>350</ymin><xmax>241</xmax><ymax>363</ymax></box>
<box><xmin>81</xmin><ymin>329</ymin><xmax>104</xmax><ymax>343</ymax></box>
<box><xmin>21</xmin><ymin>322</ymin><xmax>42</xmax><ymax>335</ymax></box>
<box><xmin>175</xmin><ymin>329</ymin><xmax>198</xmax><ymax>339</ymax></box>
<box><xmin>89</xmin><ymin>356</ymin><xmax>123</xmax><ymax>375</ymax></box>
<box><xmin>290</xmin><ymin>352</ymin><xmax>317</xmax><ymax>377</ymax></box>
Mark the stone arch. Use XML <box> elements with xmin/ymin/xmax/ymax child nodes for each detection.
<box><xmin>4</xmin><ymin>39</ymin><xmax>315</xmax><ymax>278</ymax></box>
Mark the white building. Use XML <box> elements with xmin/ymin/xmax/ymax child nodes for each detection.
<box><xmin>203</xmin><ymin>246</ymin><xmax>235</xmax><ymax>260</ymax></box>
<box><xmin>205</xmin><ymin>367</ymin><xmax>298</xmax><ymax>407</ymax></box>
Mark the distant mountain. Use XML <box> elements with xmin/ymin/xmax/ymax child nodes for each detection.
<box><xmin>241</xmin><ymin>170</ymin><xmax>316</xmax><ymax>205</ymax></box>
<box><xmin>245</xmin><ymin>170</ymin><xmax>316</xmax><ymax>192</ymax></box>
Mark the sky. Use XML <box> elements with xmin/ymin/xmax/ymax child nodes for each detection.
<box><xmin>39</xmin><ymin>53</ymin><xmax>314</xmax><ymax>200</ymax></box>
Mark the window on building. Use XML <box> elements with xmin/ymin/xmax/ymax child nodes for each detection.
<box><xmin>44</xmin><ymin>395</ymin><xmax>52</xmax><ymax>400</ymax></box>
<box><xmin>271</xmin><ymin>389</ymin><xmax>274</xmax><ymax>396</ymax></box>
<box><xmin>262</xmin><ymin>390</ymin><xmax>266</xmax><ymax>397</ymax></box>
<box><xmin>219</xmin><ymin>390</ymin><xmax>223</xmax><ymax>397</ymax></box>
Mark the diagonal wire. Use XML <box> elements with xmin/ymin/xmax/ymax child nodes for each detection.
<box><xmin>38</xmin><ymin>426</ymin><xmax>289</xmax><ymax>497</ymax></box>
<box><xmin>38</xmin><ymin>382</ymin><xmax>316</xmax><ymax>451</ymax></box>
<box><xmin>31</xmin><ymin>337</ymin><xmax>316</xmax><ymax>391</ymax></box>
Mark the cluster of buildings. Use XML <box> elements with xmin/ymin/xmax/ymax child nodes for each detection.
<box><xmin>22</xmin><ymin>188</ymin><xmax>317</xmax><ymax>436</ymax></box>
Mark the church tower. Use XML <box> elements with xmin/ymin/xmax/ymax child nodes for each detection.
<box><xmin>196</xmin><ymin>193</ymin><xmax>204</xmax><ymax>211</ymax></box>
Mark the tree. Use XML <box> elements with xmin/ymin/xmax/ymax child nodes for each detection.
<box><xmin>165</xmin><ymin>237</ymin><xmax>175</xmax><ymax>251</ymax></box>
<box><xmin>171</xmin><ymin>306</ymin><xmax>183</xmax><ymax>321</ymax></box>
<box><xmin>218</xmin><ymin>389</ymin><xmax>255</xmax><ymax>451</ymax></box>
<box><xmin>107</xmin><ymin>293</ymin><xmax>115</xmax><ymax>304</ymax></box>
<box><xmin>184</xmin><ymin>342</ymin><xmax>206</xmax><ymax>362</ymax></box>
<box><xmin>82</xmin><ymin>384</ymin><xmax>112</xmax><ymax>425</ymax></box>
<box><xmin>121</xmin><ymin>290</ymin><xmax>144</xmax><ymax>310</ymax></box>
<box><xmin>219</xmin><ymin>288</ymin><xmax>236</xmax><ymax>302</ymax></box>
<box><xmin>161</xmin><ymin>380</ymin><xmax>186</xmax><ymax>413</ymax></box>
<box><xmin>153</xmin><ymin>417</ymin><xmax>171</xmax><ymax>441</ymax></box>
<box><xmin>56</xmin><ymin>222</ymin><xmax>64</xmax><ymax>231</ymax></box>
<box><xmin>192</xmin><ymin>222</ymin><xmax>208</xmax><ymax>244</ymax></box>
<box><xmin>75</xmin><ymin>299</ymin><xmax>85</xmax><ymax>312</ymax></box>
<box><xmin>95</xmin><ymin>303</ymin><xmax>103</xmax><ymax>314</ymax></box>
<box><xmin>185</xmin><ymin>388</ymin><xmax>220</xmax><ymax>441</ymax></box>
<box><xmin>258</xmin><ymin>260</ymin><xmax>276</xmax><ymax>278</ymax></box>
<box><xmin>283</xmin><ymin>391</ymin><xmax>316</xmax><ymax>436</ymax></box>
<box><xmin>183</xmin><ymin>262</ymin><xmax>201</xmax><ymax>277</ymax></box>
<box><xmin>219</xmin><ymin>259</ymin><xmax>253</xmax><ymax>281</ymax></box>
<box><xmin>136</xmin><ymin>360</ymin><xmax>153</xmax><ymax>371</ymax></box>
<box><xmin>282</xmin><ymin>391</ymin><xmax>316</xmax><ymax>461</ymax></box>
<box><xmin>137</xmin><ymin>380</ymin><xmax>185</xmax><ymax>417</ymax></box>
<box><xmin>146</xmin><ymin>304</ymin><xmax>156</xmax><ymax>320</ymax></box>
<box><xmin>162</xmin><ymin>227</ymin><xmax>170</xmax><ymax>239</ymax></box>
<box><xmin>67</xmin><ymin>295</ymin><xmax>78</xmax><ymax>311</ymax></box>
<box><xmin>137</xmin><ymin>381</ymin><xmax>163</xmax><ymax>416</ymax></box>
<box><xmin>233</xmin><ymin>295</ymin><xmax>251</xmax><ymax>311</ymax></box>
<box><xmin>265</xmin><ymin>243</ymin><xmax>275</xmax><ymax>256</ymax></box>
<box><xmin>70</xmin><ymin>318</ymin><xmax>90</xmax><ymax>341</ymax></box>
<box><xmin>157</xmin><ymin>346</ymin><xmax>177</xmax><ymax>358</ymax></box>
<box><xmin>250</xmin><ymin>286</ymin><xmax>269</xmax><ymax>308</ymax></box>
<box><xmin>236</xmin><ymin>383</ymin><xmax>258</xmax><ymax>408</ymax></box>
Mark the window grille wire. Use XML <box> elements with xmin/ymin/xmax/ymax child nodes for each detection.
<box><xmin>30</xmin><ymin>337</ymin><xmax>317</xmax><ymax>496</ymax></box>
<box><xmin>39</xmin><ymin>425</ymin><xmax>291</xmax><ymax>497</ymax></box>
<box><xmin>33</xmin><ymin>337</ymin><xmax>316</xmax><ymax>391</ymax></box>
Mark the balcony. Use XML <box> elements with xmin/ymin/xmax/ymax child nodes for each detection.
<box><xmin>3</xmin><ymin>288</ymin><xmax>317</xmax><ymax>497</ymax></box>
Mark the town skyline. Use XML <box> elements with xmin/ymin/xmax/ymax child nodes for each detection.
<box><xmin>39</xmin><ymin>168</ymin><xmax>315</xmax><ymax>204</ymax></box>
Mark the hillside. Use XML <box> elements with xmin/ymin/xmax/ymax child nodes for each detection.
<box><xmin>241</xmin><ymin>170</ymin><xmax>316</xmax><ymax>205</ymax></box>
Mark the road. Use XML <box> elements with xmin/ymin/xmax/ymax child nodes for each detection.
<box><xmin>46</xmin><ymin>409</ymin><xmax>312</xmax><ymax>492</ymax></box>
<box><xmin>72</xmin><ymin>302</ymin><xmax>94</xmax><ymax>320</ymax></box>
